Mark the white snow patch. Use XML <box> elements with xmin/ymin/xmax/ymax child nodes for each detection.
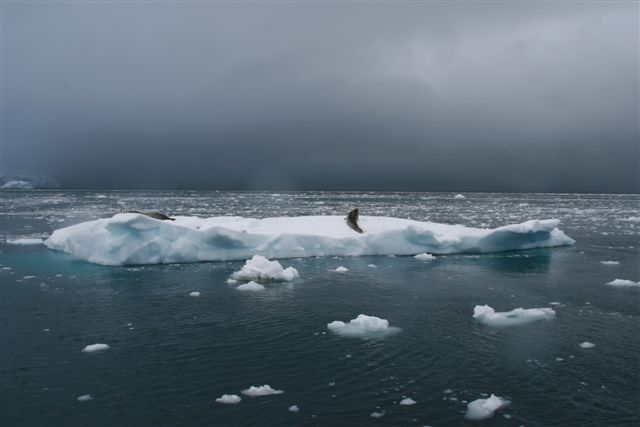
<box><xmin>600</xmin><ymin>261</ymin><xmax>620</xmax><ymax>265</ymax></box>
<box><xmin>465</xmin><ymin>394</ymin><xmax>510</xmax><ymax>420</ymax></box>
<box><xmin>399</xmin><ymin>397</ymin><xmax>417</xmax><ymax>405</ymax></box>
<box><xmin>81</xmin><ymin>343</ymin><xmax>110</xmax><ymax>353</ymax></box>
<box><xmin>333</xmin><ymin>266</ymin><xmax>349</xmax><ymax>273</ymax></box>
<box><xmin>414</xmin><ymin>253</ymin><xmax>436</xmax><ymax>261</ymax></box>
<box><xmin>231</xmin><ymin>255</ymin><xmax>299</xmax><ymax>282</ymax></box>
<box><xmin>215</xmin><ymin>394</ymin><xmax>241</xmax><ymax>404</ymax></box>
<box><xmin>7</xmin><ymin>238</ymin><xmax>44</xmax><ymax>245</ymax></box>
<box><xmin>44</xmin><ymin>214</ymin><xmax>575</xmax><ymax>266</ymax></box>
<box><xmin>606</xmin><ymin>279</ymin><xmax>640</xmax><ymax>287</ymax></box>
<box><xmin>473</xmin><ymin>305</ymin><xmax>555</xmax><ymax>327</ymax></box>
<box><xmin>236</xmin><ymin>281</ymin><xmax>265</xmax><ymax>292</ymax></box>
<box><xmin>189</xmin><ymin>291</ymin><xmax>200</xmax><ymax>297</ymax></box>
<box><xmin>77</xmin><ymin>395</ymin><xmax>93</xmax><ymax>402</ymax></box>
<box><xmin>327</xmin><ymin>314</ymin><xmax>401</xmax><ymax>338</ymax></box>
<box><xmin>579</xmin><ymin>341</ymin><xmax>596</xmax><ymax>349</ymax></box>
<box><xmin>288</xmin><ymin>405</ymin><xmax>300</xmax><ymax>412</ymax></box>
<box><xmin>241</xmin><ymin>385</ymin><xmax>284</xmax><ymax>396</ymax></box>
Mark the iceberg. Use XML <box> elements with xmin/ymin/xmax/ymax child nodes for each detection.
<box><xmin>327</xmin><ymin>314</ymin><xmax>401</xmax><ymax>338</ymax></box>
<box><xmin>230</xmin><ymin>255</ymin><xmax>299</xmax><ymax>282</ymax></box>
<box><xmin>465</xmin><ymin>394</ymin><xmax>510</xmax><ymax>420</ymax></box>
<box><xmin>241</xmin><ymin>385</ymin><xmax>283</xmax><ymax>396</ymax></box>
<box><xmin>473</xmin><ymin>305</ymin><xmax>556</xmax><ymax>327</ymax></box>
<box><xmin>81</xmin><ymin>343</ymin><xmax>110</xmax><ymax>353</ymax></box>
<box><xmin>44</xmin><ymin>213</ymin><xmax>574</xmax><ymax>266</ymax></box>
<box><xmin>605</xmin><ymin>279</ymin><xmax>639</xmax><ymax>287</ymax></box>
<box><xmin>215</xmin><ymin>394</ymin><xmax>241</xmax><ymax>404</ymax></box>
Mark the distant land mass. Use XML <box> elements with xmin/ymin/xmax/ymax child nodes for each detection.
<box><xmin>0</xmin><ymin>176</ymin><xmax>60</xmax><ymax>189</ymax></box>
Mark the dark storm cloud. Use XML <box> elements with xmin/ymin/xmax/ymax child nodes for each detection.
<box><xmin>2</xmin><ymin>2</ymin><xmax>638</xmax><ymax>192</ymax></box>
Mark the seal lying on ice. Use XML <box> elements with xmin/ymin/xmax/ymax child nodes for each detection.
<box><xmin>124</xmin><ymin>210</ymin><xmax>175</xmax><ymax>221</ymax></box>
<box><xmin>346</xmin><ymin>208</ymin><xmax>364</xmax><ymax>233</ymax></box>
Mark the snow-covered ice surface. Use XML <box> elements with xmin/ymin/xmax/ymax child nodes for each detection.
<box><xmin>473</xmin><ymin>305</ymin><xmax>556</xmax><ymax>327</ymax></box>
<box><xmin>44</xmin><ymin>213</ymin><xmax>574</xmax><ymax>265</ymax></box>
<box><xmin>1</xmin><ymin>180</ymin><xmax>34</xmax><ymax>189</ymax></box>
<box><xmin>241</xmin><ymin>385</ymin><xmax>283</xmax><ymax>396</ymax></box>
<box><xmin>230</xmin><ymin>255</ymin><xmax>299</xmax><ymax>282</ymax></box>
<box><xmin>327</xmin><ymin>314</ymin><xmax>401</xmax><ymax>338</ymax></box>
<box><xmin>465</xmin><ymin>394</ymin><xmax>510</xmax><ymax>420</ymax></box>
<box><xmin>236</xmin><ymin>281</ymin><xmax>265</xmax><ymax>292</ymax></box>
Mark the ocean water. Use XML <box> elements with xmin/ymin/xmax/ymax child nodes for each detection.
<box><xmin>1</xmin><ymin>190</ymin><xmax>638</xmax><ymax>427</ymax></box>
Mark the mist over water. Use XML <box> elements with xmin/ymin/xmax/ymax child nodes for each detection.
<box><xmin>1</xmin><ymin>190</ymin><xmax>639</xmax><ymax>426</ymax></box>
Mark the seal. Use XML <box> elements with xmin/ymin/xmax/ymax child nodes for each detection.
<box><xmin>124</xmin><ymin>209</ymin><xmax>175</xmax><ymax>221</ymax></box>
<box><xmin>346</xmin><ymin>208</ymin><xmax>364</xmax><ymax>233</ymax></box>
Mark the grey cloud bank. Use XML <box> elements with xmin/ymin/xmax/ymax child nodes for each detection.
<box><xmin>2</xmin><ymin>2</ymin><xmax>638</xmax><ymax>192</ymax></box>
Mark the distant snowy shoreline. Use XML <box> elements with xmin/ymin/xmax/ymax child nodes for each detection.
<box><xmin>43</xmin><ymin>213</ymin><xmax>575</xmax><ymax>266</ymax></box>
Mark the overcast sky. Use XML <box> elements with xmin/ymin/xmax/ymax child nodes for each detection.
<box><xmin>2</xmin><ymin>1</ymin><xmax>638</xmax><ymax>192</ymax></box>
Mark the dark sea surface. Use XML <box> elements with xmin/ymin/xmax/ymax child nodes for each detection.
<box><xmin>1</xmin><ymin>190</ymin><xmax>638</xmax><ymax>427</ymax></box>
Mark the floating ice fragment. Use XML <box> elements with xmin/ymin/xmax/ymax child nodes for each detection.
<box><xmin>241</xmin><ymin>385</ymin><xmax>284</xmax><ymax>396</ymax></box>
<box><xmin>23</xmin><ymin>276</ymin><xmax>36</xmax><ymax>279</ymax></box>
<box><xmin>231</xmin><ymin>255</ymin><xmax>299</xmax><ymax>282</ymax></box>
<box><xmin>399</xmin><ymin>397</ymin><xmax>417</xmax><ymax>405</ymax></box>
<box><xmin>555</xmin><ymin>357</ymin><xmax>564</xmax><ymax>362</ymax></box>
<box><xmin>327</xmin><ymin>314</ymin><xmax>401</xmax><ymax>338</ymax></box>
<box><xmin>600</xmin><ymin>261</ymin><xmax>620</xmax><ymax>265</ymax></box>
<box><xmin>215</xmin><ymin>394</ymin><xmax>241</xmax><ymax>404</ymax></box>
<box><xmin>605</xmin><ymin>279</ymin><xmax>640</xmax><ymax>287</ymax></box>
<box><xmin>288</xmin><ymin>405</ymin><xmax>300</xmax><ymax>412</ymax></box>
<box><xmin>414</xmin><ymin>253</ymin><xmax>436</xmax><ymax>261</ymax></box>
<box><xmin>189</xmin><ymin>291</ymin><xmax>200</xmax><ymax>297</ymax></box>
<box><xmin>454</xmin><ymin>194</ymin><xmax>466</xmax><ymax>199</ymax></box>
<box><xmin>44</xmin><ymin>214</ymin><xmax>574</xmax><ymax>266</ymax></box>
<box><xmin>7</xmin><ymin>238</ymin><xmax>44</xmax><ymax>245</ymax></box>
<box><xmin>473</xmin><ymin>305</ymin><xmax>555</xmax><ymax>327</ymax></box>
<box><xmin>77</xmin><ymin>395</ymin><xmax>93</xmax><ymax>402</ymax></box>
<box><xmin>226</xmin><ymin>278</ymin><xmax>238</xmax><ymax>285</ymax></box>
<box><xmin>236</xmin><ymin>281</ymin><xmax>265</xmax><ymax>292</ymax></box>
<box><xmin>334</xmin><ymin>266</ymin><xmax>348</xmax><ymax>273</ymax></box>
<box><xmin>370</xmin><ymin>411</ymin><xmax>385</xmax><ymax>418</ymax></box>
<box><xmin>464</xmin><ymin>394</ymin><xmax>510</xmax><ymax>420</ymax></box>
<box><xmin>367</xmin><ymin>264</ymin><xmax>378</xmax><ymax>268</ymax></box>
<box><xmin>82</xmin><ymin>343</ymin><xmax>110</xmax><ymax>353</ymax></box>
<box><xmin>579</xmin><ymin>342</ymin><xmax>595</xmax><ymax>349</ymax></box>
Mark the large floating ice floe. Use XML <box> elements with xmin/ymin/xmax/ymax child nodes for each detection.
<box><xmin>327</xmin><ymin>314</ymin><xmax>401</xmax><ymax>338</ymax></box>
<box><xmin>473</xmin><ymin>305</ymin><xmax>556</xmax><ymax>327</ymax></box>
<box><xmin>44</xmin><ymin>213</ymin><xmax>574</xmax><ymax>266</ymax></box>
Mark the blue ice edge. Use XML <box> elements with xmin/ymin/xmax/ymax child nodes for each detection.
<box><xmin>44</xmin><ymin>214</ymin><xmax>575</xmax><ymax>266</ymax></box>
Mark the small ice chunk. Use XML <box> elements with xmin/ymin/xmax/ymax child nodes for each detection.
<box><xmin>600</xmin><ymin>261</ymin><xmax>620</xmax><ymax>265</ymax></box>
<box><xmin>7</xmin><ymin>238</ymin><xmax>44</xmax><ymax>245</ymax></box>
<box><xmin>579</xmin><ymin>341</ymin><xmax>595</xmax><ymax>349</ymax></box>
<box><xmin>367</xmin><ymin>264</ymin><xmax>378</xmax><ymax>268</ymax></box>
<box><xmin>370</xmin><ymin>411</ymin><xmax>385</xmax><ymax>418</ymax></box>
<box><xmin>473</xmin><ymin>305</ymin><xmax>555</xmax><ymax>327</ymax></box>
<box><xmin>236</xmin><ymin>281</ymin><xmax>265</xmax><ymax>292</ymax></box>
<box><xmin>226</xmin><ymin>278</ymin><xmax>238</xmax><ymax>285</ymax></box>
<box><xmin>231</xmin><ymin>255</ymin><xmax>299</xmax><ymax>282</ymax></box>
<box><xmin>399</xmin><ymin>397</ymin><xmax>417</xmax><ymax>405</ymax></box>
<box><xmin>334</xmin><ymin>266</ymin><xmax>349</xmax><ymax>273</ymax></box>
<box><xmin>189</xmin><ymin>291</ymin><xmax>200</xmax><ymax>297</ymax></box>
<box><xmin>605</xmin><ymin>279</ymin><xmax>640</xmax><ymax>287</ymax></box>
<box><xmin>288</xmin><ymin>405</ymin><xmax>300</xmax><ymax>412</ymax></box>
<box><xmin>327</xmin><ymin>314</ymin><xmax>401</xmax><ymax>338</ymax></box>
<box><xmin>454</xmin><ymin>194</ymin><xmax>466</xmax><ymax>199</ymax></box>
<box><xmin>414</xmin><ymin>253</ymin><xmax>436</xmax><ymax>261</ymax></box>
<box><xmin>241</xmin><ymin>385</ymin><xmax>284</xmax><ymax>396</ymax></box>
<box><xmin>549</xmin><ymin>302</ymin><xmax>562</xmax><ymax>306</ymax></box>
<box><xmin>81</xmin><ymin>343</ymin><xmax>110</xmax><ymax>353</ymax></box>
<box><xmin>77</xmin><ymin>394</ymin><xmax>93</xmax><ymax>402</ymax></box>
<box><xmin>464</xmin><ymin>394</ymin><xmax>509</xmax><ymax>420</ymax></box>
<box><xmin>23</xmin><ymin>276</ymin><xmax>36</xmax><ymax>279</ymax></box>
<box><xmin>215</xmin><ymin>394</ymin><xmax>241</xmax><ymax>404</ymax></box>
